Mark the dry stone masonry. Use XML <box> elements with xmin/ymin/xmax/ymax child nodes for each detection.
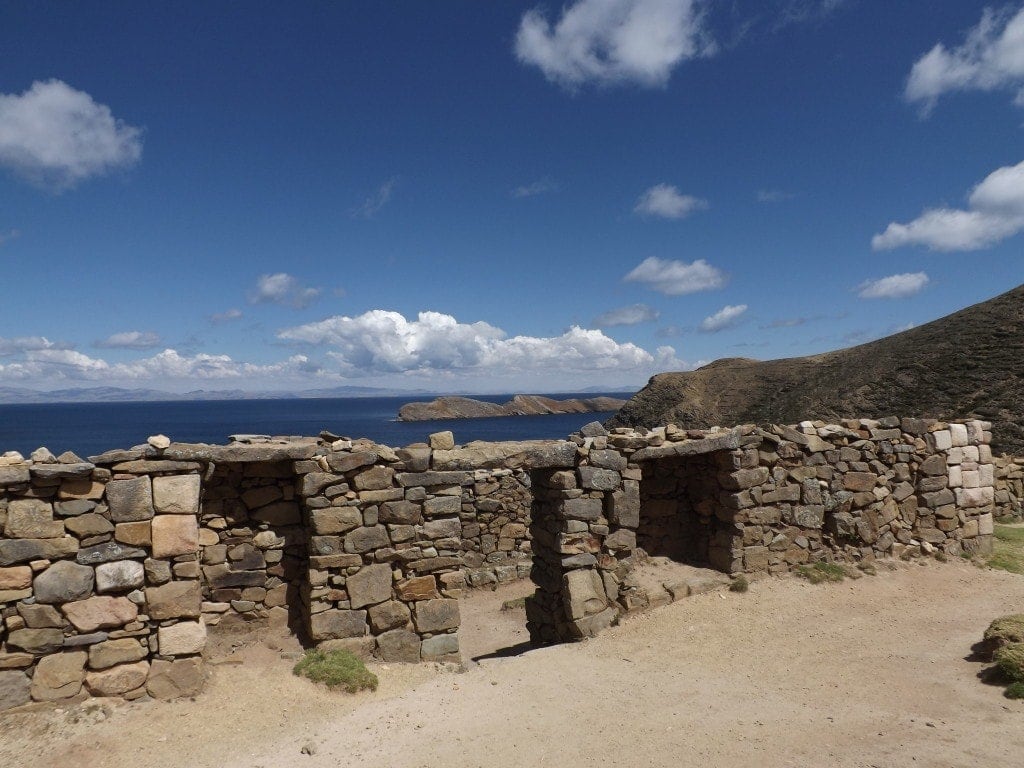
<box><xmin>0</xmin><ymin>416</ymin><xmax>1000</xmax><ymax>710</ymax></box>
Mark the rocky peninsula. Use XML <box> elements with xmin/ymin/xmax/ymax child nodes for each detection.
<box><xmin>397</xmin><ymin>394</ymin><xmax>628</xmax><ymax>422</ymax></box>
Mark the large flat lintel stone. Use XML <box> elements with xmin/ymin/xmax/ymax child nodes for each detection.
<box><xmin>162</xmin><ymin>440</ymin><xmax>319</xmax><ymax>463</ymax></box>
<box><xmin>631</xmin><ymin>430</ymin><xmax>741</xmax><ymax>463</ymax></box>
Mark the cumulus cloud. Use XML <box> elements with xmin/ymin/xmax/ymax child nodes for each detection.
<box><xmin>872</xmin><ymin>159</ymin><xmax>1024</xmax><ymax>251</ymax></box>
<box><xmin>94</xmin><ymin>331</ymin><xmax>162</xmax><ymax>350</ymax></box>
<box><xmin>209</xmin><ymin>308</ymin><xmax>244</xmax><ymax>324</ymax></box>
<box><xmin>906</xmin><ymin>6</ymin><xmax>1024</xmax><ymax>114</ymax></box>
<box><xmin>512</xmin><ymin>178</ymin><xmax>558</xmax><ymax>198</ymax></box>
<box><xmin>592</xmin><ymin>303</ymin><xmax>660</xmax><ymax>327</ymax></box>
<box><xmin>699</xmin><ymin>303</ymin><xmax>748</xmax><ymax>332</ymax></box>
<box><xmin>0</xmin><ymin>336</ymin><xmax>71</xmax><ymax>356</ymax></box>
<box><xmin>248</xmin><ymin>273</ymin><xmax>321</xmax><ymax>309</ymax></box>
<box><xmin>351</xmin><ymin>178</ymin><xmax>398</xmax><ymax>218</ymax></box>
<box><xmin>515</xmin><ymin>0</ymin><xmax>716</xmax><ymax>89</ymax></box>
<box><xmin>634</xmin><ymin>183</ymin><xmax>709</xmax><ymax>219</ymax></box>
<box><xmin>856</xmin><ymin>272</ymin><xmax>930</xmax><ymax>300</ymax></box>
<box><xmin>623</xmin><ymin>256</ymin><xmax>726</xmax><ymax>295</ymax></box>
<box><xmin>277</xmin><ymin>309</ymin><xmax>665</xmax><ymax>377</ymax></box>
<box><xmin>0</xmin><ymin>79</ymin><xmax>142</xmax><ymax>189</ymax></box>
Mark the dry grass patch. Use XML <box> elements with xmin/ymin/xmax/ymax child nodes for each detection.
<box><xmin>988</xmin><ymin>524</ymin><xmax>1024</xmax><ymax>576</ymax></box>
<box><xmin>293</xmin><ymin>649</ymin><xmax>378</xmax><ymax>693</ymax></box>
<box><xmin>796</xmin><ymin>561</ymin><xmax>846</xmax><ymax>584</ymax></box>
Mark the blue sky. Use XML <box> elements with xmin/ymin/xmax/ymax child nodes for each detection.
<box><xmin>1</xmin><ymin>1</ymin><xmax>1023</xmax><ymax>394</ymax></box>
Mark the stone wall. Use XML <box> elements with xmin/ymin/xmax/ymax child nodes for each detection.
<box><xmin>0</xmin><ymin>416</ymin><xmax>999</xmax><ymax>710</ymax></box>
<box><xmin>994</xmin><ymin>455</ymin><xmax>1024</xmax><ymax>520</ymax></box>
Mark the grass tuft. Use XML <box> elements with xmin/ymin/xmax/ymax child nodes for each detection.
<box><xmin>987</xmin><ymin>525</ymin><xmax>1024</xmax><ymax>576</ymax></box>
<box><xmin>983</xmin><ymin>614</ymin><xmax>1024</xmax><ymax>655</ymax></box>
<box><xmin>729</xmin><ymin>575</ymin><xmax>749</xmax><ymax>593</ymax></box>
<box><xmin>796</xmin><ymin>561</ymin><xmax>846</xmax><ymax>584</ymax></box>
<box><xmin>1005</xmin><ymin>681</ymin><xmax>1024</xmax><ymax>699</ymax></box>
<box><xmin>994</xmin><ymin>642</ymin><xmax>1024</xmax><ymax>684</ymax></box>
<box><xmin>293</xmin><ymin>649</ymin><xmax>378</xmax><ymax>693</ymax></box>
<box><xmin>501</xmin><ymin>596</ymin><xmax>527</xmax><ymax>611</ymax></box>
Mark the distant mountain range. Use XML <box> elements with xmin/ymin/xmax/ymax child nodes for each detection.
<box><xmin>0</xmin><ymin>384</ymin><xmax>642</xmax><ymax>405</ymax></box>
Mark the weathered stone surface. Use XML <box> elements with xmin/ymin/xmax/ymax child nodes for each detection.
<box><xmin>310</xmin><ymin>507</ymin><xmax>362</xmax><ymax>535</ymax></box>
<box><xmin>146</xmin><ymin>580</ymin><xmax>202</xmax><ymax>619</ymax></box>
<box><xmin>115</xmin><ymin>521</ymin><xmax>152</xmax><ymax>546</ymax></box>
<box><xmin>158</xmin><ymin>620</ymin><xmax>207</xmax><ymax>656</ymax></box>
<box><xmin>0</xmin><ymin>565</ymin><xmax>32</xmax><ymax>590</ymax></box>
<box><xmin>353</xmin><ymin>466</ymin><xmax>394</xmax><ymax>491</ymax></box>
<box><xmin>77</xmin><ymin>541</ymin><xmax>147</xmax><ymax>565</ymax></box>
<box><xmin>95</xmin><ymin>560</ymin><xmax>145</xmax><ymax>593</ymax></box>
<box><xmin>65</xmin><ymin>512</ymin><xmax>114</xmax><ymax>538</ymax></box>
<box><xmin>145</xmin><ymin>557</ymin><xmax>172</xmax><ymax>585</ymax></box>
<box><xmin>106</xmin><ymin>477</ymin><xmax>154</xmax><ymax>522</ymax></box>
<box><xmin>202</xmin><ymin>563</ymin><xmax>266</xmax><ymax>589</ymax></box>
<box><xmin>6</xmin><ymin>628</ymin><xmax>64</xmax><ymax>654</ymax></box>
<box><xmin>251</xmin><ymin>501</ymin><xmax>301</xmax><ymax>526</ymax></box>
<box><xmin>423</xmin><ymin>518</ymin><xmax>461</xmax><ymax>540</ymax></box>
<box><xmin>562</xmin><ymin>569</ymin><xmax>607</xmax><ymax>620</ymax></box>
<box><xmin>16</xmin><ymin>602</ymin><xmax>62</xmax><ymax>628</ymax></box>
<box><xmin>326</xmin><ymin>450</ymin><xmax>377</xmax><ymax>473</ymax></box>
<box><xmin>30</xmin><ymin>651</ymin><xmax>86</xmax><ymax>701</ymax></box>
<box><xmin>0</xmin><ymin>536</ymin><xmax>78</xmax><ymax>566</ymax></box>
<box><xmin>348</xmin><ymin>563</ymin><xmax>393</xmax><ymax>609</ymax></box>
<box><xmin>309</xmin><ymin>609</ymin><xmax>367</xmax><ymax>640</ymax></box>
<box><xmin>368</xmin><ymin>600</ymin><xmax>411</xmax><ymax>633</ymax></box>
<box><xmin>54</xmin><ymin>499</ymin><xmax>96</xmax><ymax>516</ymax></box>
<box><xmin>578</xmin><ymin>467</ymin><xmax>620</xmax><ymax>491</ymax></box>
<box><xmin>152</xmin><ymin>474</ymin><xmax>201</xmax><ymax>514</ymax></box>
<box><xmin>4</xmin><ymin>499</ymin><xmax>64</xmax><ymax>538</ymax></box>
<box><xmin>413</xmin><ymin>598</ymin><xmax>460</xmax><ymax>633</ymax></box>
<box><xmin>722</xmin><ymin>467</ymin><xmax>770</xmax><ymax>491</ymax></box>
<box><xmin>151</xmin><ymin>515</ymin><xmax>199</xmax><ymax>558</ymax></box>
<box><xmin>843</xmin><ymin>472</ymin><xmax>877</xmax><ymax>492</ymax></box>
<box><xmin>89</xmin><ymin>638</ymin><xmax>147</xmax><ymax>670</ymax></box>
<box><xmin>420</xmin><ymin>633</ymin><xmax>459</xmax><ymax>661</ymax></box>
<box><xmin>604</xmin><ymin>529</ymin><xmax>636</xmax><ymax>551</ymax></box>
<box><xmin>588</xmin><ymin>449</ymin><xmax>627</xmax><ymax>470</ymax></box>
<box><xmin>395</xmin><ymin>575</ymin><xmax>439</xmax><ymax>601</ymax></box>
<box><xmin>344</xmin><ymin>526</ymin><xmax>390</xmax><ymax>554</ymax></box>
<box><xmin>85</xmin><ymin>660</ymin><xmax>149</xmax><ymax>696</ymax></box>
<box><xmin>608</xmin><ymin>483</ymin><xmax>640</xmax><ymax>528</ymax></box>
<box><xmin>34</xmin><ymin>560</ymin><xmax>95</xmax><ymax>604</ymax></box>
<box><xmin>62</xmin><ymin>596</ymin><xmax>138</xmax><ymax>632</ymax></box>
<box><xmin>375</xmin><ymin>628</ymin><xmax>421</xmax><ymax>662</ymax></box>
<box><xmin>146</xmin><ymin>657</ymin><xmax>205</xmax><ymax>700</ymax></box>
<box><xmin>380</xmin><ymin>500</ymin><xmax>423</xmax><ymax>524</ymax></box>
<box><xmin>0</xmin><ymin>465</ymin><xmax>30</xmax><ymax>486</ymax></box>
<box><xmin>429</xmin><ymin>431</ymin><xmax>455</xmax><ymax>450</ymax></box>
<box><xmin>0</xmin><ymin>671</ymin><xmax>31</xmax><ymax>711</ymax></box>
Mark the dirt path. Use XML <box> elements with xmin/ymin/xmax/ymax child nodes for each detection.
<box><xmin>3</xmin><ymin>560</ymin><xmax>1023</xmax><ymax>768</ymax></box>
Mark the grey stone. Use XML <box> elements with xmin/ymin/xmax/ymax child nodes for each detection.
<box><xmin>325</xmin><ymin>450</ymin><xmax>377</xmax><ymax>473</ymax></box>
<box><xmin>309</xmin><ymin>609</ymin><xmax>367</xmax><ymax>641</ymax></box>
<box><xmin>30</xmin><ymin>651</ymin><xmax>87</xmax><ymax>701</ymax></box>
<box><xmin>423</xmin><ymin>496</ymin><xmax>460</xmax><ymax>517</ymax></box>
<box><xmin>89</xmin><ymin>638</ymin><xmax>147</xmax><ymax>670</ymax></box>
<box><xmin>6</xmin><ymin>628</ymin><xmax>64</xmax><ymax>654</ymax></box>
<box><xmin>310</xmin><ymin>507</ymin><xmax>362</xmax><ymax>535</ymax></box>
<box><xmin>413</xmin><ymin>598</ymin><xmax>460</xmax><ymax>633</ymax></box>
<box><xmin>64</xmin><ymin>513</ymin><xmax>114</xmax><ymax>537</ymax></box>
<box><xmin>0</xmin><ymin>671</ymin><xmax>31</xmax><ymax>711</ymax></box>
<box><xmin>54</xmin><ymin>499</ymin><xmax>96</xmax><ymax>516</ymax></box>
<box><xmin>0</xmin><ymin>537</ymin><xmax>79</xmax><ymax>566</ymax></box>
<box><xmin>95</xmin><ymin>560</ymin><xmax>145</xmax><ymax>593</ymax></box>
<box><xmin>16</xmin><ymin>602</ymin><xmax>62</xmax><ymax>628</ymax></box>
<box><xmin>375</xmin><ymin>629</ymin><xmax>421</xmax><ymax>663</ymax></box>
<box><xmin>578</xmin><ymin>467</ymin><xmax>620</xmax><ymax>491</ymax></box>
<box><xmin>5</xmin><ymin>499</ymin><xmax>64</xmax><ymax>538</ymax></box>
<box><xmin>423</xmin><ymin>518</ymin><xmax>461</xmax><ymax>540</ymax></box>
<box><xmin>562</xmin><ymin>497</ymin><xmax>603</xmax><ymax>521</ymax></box>
<box><xmin>344</xmin><ymin>526</ymin><xmax>390</xmax><ymax>554</ymax></box>
<box><xmin>587</xmin><ymin>448</ymin><xmax>625</xmax><ymax>470</ymax></box>
<box><xmin>347</xmin><ymin>563</ymin><xmax>393</xmax><ymax>609</ymax></box>
<box><xmin>106</xmin><ymin>477</ymin><xmax>154</xmax><ymax>522</ymax></box>
<box><xmin>562</xmin><ymin>569</ymin><xmax>607</xmax><ymax>620</ymax></box>
<box><xmin>152</xmin><ymin>474</ymin><xmax>200</xmax><ymax>514</ymax></box>
<box><xmin>380</xmin><ymin>500</ymin><xmax>423</xmax><ymax>524</ymax></box>
<box><xmin>33</xmin><ymin>560</ymin><xmax>95</xmax><ymax>604</ymax></box>
<box><xmin>420</xmin><ymin>633</ymin><xmax>459</xmax><ymax>661</ymax></box>
<box><xmin>367</xmin><ymin>600</ymin><xmax>411</xmax><ymax>633</ymax></box>
<box><xmin>76</xmin><ymin>541</ymin><xmax>147</xmax><ymax>565</ymax></box>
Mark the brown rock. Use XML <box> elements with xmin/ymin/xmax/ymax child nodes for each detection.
<box><xmin>395</xmin><ymin>576</ymin><xmax>440</xmax><ymax>601</ymax></box>
<box><xmin>4</xmin><ymin>499</ymin><xmax>64</xmax><ymax>538</ymax></box>
<box><xmin>6</xmin><ymin>628</ymin><xmax>64</xmax><ymax>654</ymax></box>
<box><xmin>151</xmin><ymin>515</ymin><xmax>199</xmax><ymax>558</ymax></box>
<box><xmin>115</xmin><ymin>521</ymin><xmax>152</xmax><ymax>546</ymax></box>
<box><xmin>413</xmin><ymin>598</ymin><xmax>460</xmax><ymax>633</ymax></box>
<box><xmin>309</xmin><ymin>609</ymin><xmax>367</xmax><ymax>641</ymax></box>
<box><xmin>64</xmin><ymin>513</ymin><xmax>114</xmax><ymax>538</ymax></box>
<box><xmin>0</xmin><ymin>671</ymin><xmax>31</xmax><ymax>712</ymax></box>
<box><xmin>30</xmin><ymin>651</ymin><xmax>86</xmax><ymax>701</ymax></box>
<box><xmin>0</xmin><ymin>566</ymin><xmax>32</xmax><ymax>590</ymax></box>
<box><xmin>368</xmin><ymin>600</ymin><xmax>411</xmax><ymax>633</ymax></box>
<box><xmin>62</xmin><ymin>596</ymin><xmax>138</xmax><ymax>632</ymax></box>
<box><xmin>347</xmin><ymin>563</ymin><xmax>393</xmax><ymax>609</ymax></box>
<box><xmin>146</xmin><ymin>657</ymin><xmax>205</xmax><ymax>700</ymax></box>
<box><xmin>152</xmin><ymin>474</ymin><xmax>201</xmax><ymax>514</ymax></box>
<box><xmin>85</xmin><ymin>660</ymin><xmax>150</xmax><ymax>696</ymax></box>
<box><xmin>106</xmin><ymin>477</ymin><xmax>154</xmax><ymax>522</ymax></box>
<box><xmin>375</xmin><ymin>628</ymin><xmax>421</xmax><ymax>662</ymax></box>
<box><xmin>89</xmin><ymin>638</ymin><xmax>147</xmax><ymax>670</ymax></box>
<box><xmin>146</xmin><ymin>580</ymin><xmax>202</xmax><ymax>619</ymax></box>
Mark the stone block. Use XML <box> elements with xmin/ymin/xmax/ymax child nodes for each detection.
<box><xmin>344</xmin><ymin>525</ymin><xmax>390</xmax><ymax>554</ymax></box>
<box><xmin>723</xmin><ymin>467</ymin><xmax>769</xmax><ymax>491</ymax></box>
<box><xmin>608</xmin><ymin>483</ymin><xmax>640</xmax><ymax>528</ymax></box>
<box><xmin>380</xmin><ymin>500</ymin><xmax>423</xmax><ymax>524</ymax></box>
<box><xmin>949</xmin><ymin>423</ymin><xmax>969</xmax><ymax>447</ymax></box>
<box><xmin>0</xmin><ymin>565</ymin><xmax>32</xmax><ymax>590</ymax></box>
<box><xmin>420</xmin><ymin>633</ymin><xmax>459</xmax><ymax>662</ymax></box>
<box><xmin>77</xmin><ymin>541</ymin><xmax>147</xmax><ymax>565</ymax></box>
<box><xmin>354</xmin><ymin>466</ymin><xmax>394</xmax><ymax>491</ymax></box>
<box><xmin>744</xmin><ymin>545</ymin><xmax>770</xmax><ymax>571</ymax></box>
<box><xmin>375</xmin><ymin>628</ymin><xmax>421</xmax><ymax>662</ymax></box>
<box><xmin>151</xmin><ymin>515</ymin><xmax>199</xmax><ymax>558</ymax></box>
<box><xmin>241</xmin><ymin>484</ymin><xmax>283</xmax><ymax>510</ymax></box>
<box><xmin>16</xmin><ymin>603</ymin><xmax>62</xmax><ymax>628</ymax></box>
<box><xmin>368</xmin><ymin>600</ymin><xmax>411</xmax><ymax>633</ymax></box>
<box><xmin>932</xmin><ymin>430</ymin><xmax>952</xmax><ymax>450</ymax></box>
<box><xmin>85</xmin><ymin>660</ymin><xmax>150</xmax><ymax>696</ymax></box>
<box><xmin>978</xmin><ymin>513</ymin><xmax>994</xmax><ymax>536</ymax></box>
<box><xmin>146</xmin><ymin>657</ymin><xmax>205</xmax><ymax>700</ymax></box>
<box><xmin>106</xmin><ymin>477</ymin><xmax>154</xmax><ymax>522</ymax></box>
<box><xmin>62</xmin><ymin>596</ymin><xmax>138</xmax><ymax>632</ymax></box>
<box><xmin>0</xmin><ymin>671</ymin><xmax>31</xmax><ymax>712</ymax></box>
<box><xmin>588</xmin><ymin>449</ymin><xmax>627</xmax><ymax>470</ymax></box>
<box><xmin>146</xmin><ymin>580</ymin><xmax>202</xmax><ymax>619</ymax></box>
<box><xmin>562</xmin><ymin>497</ymin><xmax>603</xmax><ymax>521</ymax></box>
<box><xmin>423</xmin><ymin>496</ymin><xmax>460</xmax><ymax>517</ymax></box>
<box><xmin>6</xmin><ymin>628</ymin><xmax>64</xmax><ymax>654</ymax></box>
<box><xmin>89</xmin><ymin>638</ymin><xmax>147</xmax><ymax>670</ymax></box>
<box><xmin>115</xmin><ymin>521</ymin><xmax>152</xmax><ymax>547</ymax></box>
<box><xmin>310</xmin><ymin>507</ymin><xmax>362</xmax><ymax>535</ymax></box>
<box><xmin>414</xmin><ymin>598</ymin><xmax>460</xmax><ymax>634</ymax></box>
<box><xmin>309</xmin><ymin>609</ymin><xmax>367</xmax><ymax>641</ymax></box>
<box><xmin>578</xmin><ymin>467</ymin><xmax>620</xmax><ymax>491</ymax></box>
<box><xmin>423</xmin><ymin>518</ymin><xmax>461</xmax><ymax>540</ymax></box>
<box><xmin>326</xmin><ymin>450</ymin><xmax>377</xmax><ymax>473</ymax></box>
<box><xmin>65</xmin><ymin>512</ymin><xmax>114</xmax><ymax>538</ymax></box>
<box><xmin>562</xmin><ymin>569</ymin><xmax>606</xmax><ymax>621</ymax></box>
<box><xmin>0</xmin><ymin>536</ymin><xmax>78</xmax><ymax>566</ymax></box>
<box><xmin>33</xmin><ymin>560</ymin><xmax>95</xmax><ymax>604</ymax></box>
<box><xmin>4</xmin><ymin>499</ymin><xmax>64</xmax><ymax>538</ymax></box>
<box><xmin>843</xmin><ymin>472</ymin><xmax>877</xmax><ymax>493</ymax></box>
<box><xmin>95</xmin><ymin>560</ymin><xmax>145</xmax><ymax>593</ymax></box>
<box><xmin>604</xmin><ymin>529</ymin><xmax>636</xmax><ymax>551</ymax></box>
<box><xmin>152</xmin><ymin>474</ymin><xmax>201</xmax><ymax>514</ymax></box>
<box><xmin>30</xmin><ymin>651</ymin><xmax>86</xmax><ymax>701</ymax></box>
<box><xmin>158</xmin><ymin>620</ymin><xmax>207</xmax><ymax>656</ymax></box>
<box><xmin>395</xmin><ymin>575</ymin><xmax>439</xmax><ymax>601</ymax></box>
<box><xmin>347</xmin><ymin>563</ymin><xmax>393</xmax><ymax>609</ymax></box>
<box><xmin>429</xmin><ymin>431</ymin><xmax>455</xmax><ymax>450</ymax></box>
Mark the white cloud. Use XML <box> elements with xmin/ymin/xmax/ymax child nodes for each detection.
<box><xmin>0</xmin><ymin>80</ymin><xmax>142</xmax><ymax>189</ymax></box>
<box><xmin>209</xmin><ymin>308</ymin><xmax>244</xmax><ymax>324</ymax></box>
<box><xmin>593</xmin><ymin>303</ymin><xmax>660</xmax><ymax>327</ymax></box>
<box><xmin>623</xmin><ymin>256</ymin><xmax>726</xmax><ymax>295</ymax></box>
<box><xmin>634</xmin><ymin>183</ymin><xmax>709</xmax><ymax>219</ymax></box>
<box><xmin>351</xmin><ymin>178</ymin><xmax>398</xmax><ymax>218</ymax></box>
<box><xmin>95</xmin><ymin>331</ymin><xmax>162</xmax><ymax>350</ymax></box>
<box><xmin>872</xmin><ymin>159</ymin><xmax>1024</xmax><ymax>251</ymax></box>
<box><xmin>856</xmin><ymin>272</ymin><xmax>930</xmax><ymax>300</ymax></box>
<box><xmin>0</xmin><ymin>336</ymin><xmax>71</xmax><ymax>356</ymax></box>
<box><xmin>512</xmin><ymin>178</ymin><xmax>558</xmax><ymax>198</ymax></box>
<box><xmin>248</xmin><ymin>273</ymin><xmax>321</xmax><ymax>309</ymax></box>
<box><xmin>278</xmin><ymin>309</ymin><xmax>664</xmax><ymax>377</ymax></box>
<box><xmin>515</xmin><ymin>0</ymin><xmax>716</xmax><ymax>89</ymax></box>
<box><xmin>699</xmin><ymin>303</ymin><xmax>748</xmax><ymax>332</ymax></box>
<box><xmin>906</xmin><ymin>6</ymin><xmax>1024</xmax><ymax>114</ymax></box>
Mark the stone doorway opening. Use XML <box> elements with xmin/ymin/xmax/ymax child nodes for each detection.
<box><xmin>638</xmin><ymin>453</ymin><xmax>733</xmax><ymax>573</ymax></box>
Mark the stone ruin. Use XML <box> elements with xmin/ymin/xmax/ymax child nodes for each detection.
<box><xmin>0</xmin><ymin>415</ymin><xmax>1003</xmax><ymax>710</ymax></box>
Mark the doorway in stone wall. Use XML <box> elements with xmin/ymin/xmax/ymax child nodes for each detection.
<box><xmin>637</xmin><ymin>453</ymin><xmax>732</xmax><ymax>573</ymax></box>
<box><xmin>198</xmin><ymin>461</ymin><xmax>310</xmax><ymax>644</ymax></box>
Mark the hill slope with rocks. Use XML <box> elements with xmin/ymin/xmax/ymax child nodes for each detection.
<box><xmin>398</xmin><ymin>394</ymin><xmax>628</xmax><ymax>421</ymax></box>
<box><xmin>607</xmin><ymin>283</ymin><xmax>1024</xmax><ymax>454</ymax></box>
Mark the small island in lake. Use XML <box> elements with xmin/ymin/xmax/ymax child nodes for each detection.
<box><xmin>396</xmin><ymin>393</ymin><xmax>629</xmax><ymax>422</ymax></box>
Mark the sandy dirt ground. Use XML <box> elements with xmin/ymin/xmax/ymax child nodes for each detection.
<box><xmin>3</xmin><ymin>560</ymin><xmax>1023</xmax><ymax>768</ymax></box>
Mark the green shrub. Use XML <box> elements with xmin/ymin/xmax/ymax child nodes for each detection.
<box><xmin>729</xmin><ymin>575</ymin><xmax>749</xmax><ymax>593</ymax></box>
<box><xmin>1004</xmin><ymin>682</ymin><xmax>1024</xmax><ymax>699</ymax></box>
<box><xmin>293</xmin><ymin>649</ymin><xmax>378</xmax><ymax>693</ymax></box>
<box><xmin>796</xmin><ymin>561</ymin><xmax>846</xmax><ymax>584</ymax></box>
<box><xmin>994</xmin><ymin>642</ymin><xmax>1024</xmax><ymax>684</ymax></box>
<box><xmin>982</xmin><ymin>614</ymin><xmax>1024</xmax><ymax>658</ymax></box>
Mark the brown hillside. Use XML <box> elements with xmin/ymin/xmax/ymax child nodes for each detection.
<box><xmin>608</xmin><ymin>283</ymin><xmax>1024</xmax><ymax>453</ymax></box>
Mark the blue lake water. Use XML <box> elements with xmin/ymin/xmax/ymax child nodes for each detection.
<box><xmin>0</xmin><ymin>393</ymin><xmax>632</xmax><ymax>458</ymax></box>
